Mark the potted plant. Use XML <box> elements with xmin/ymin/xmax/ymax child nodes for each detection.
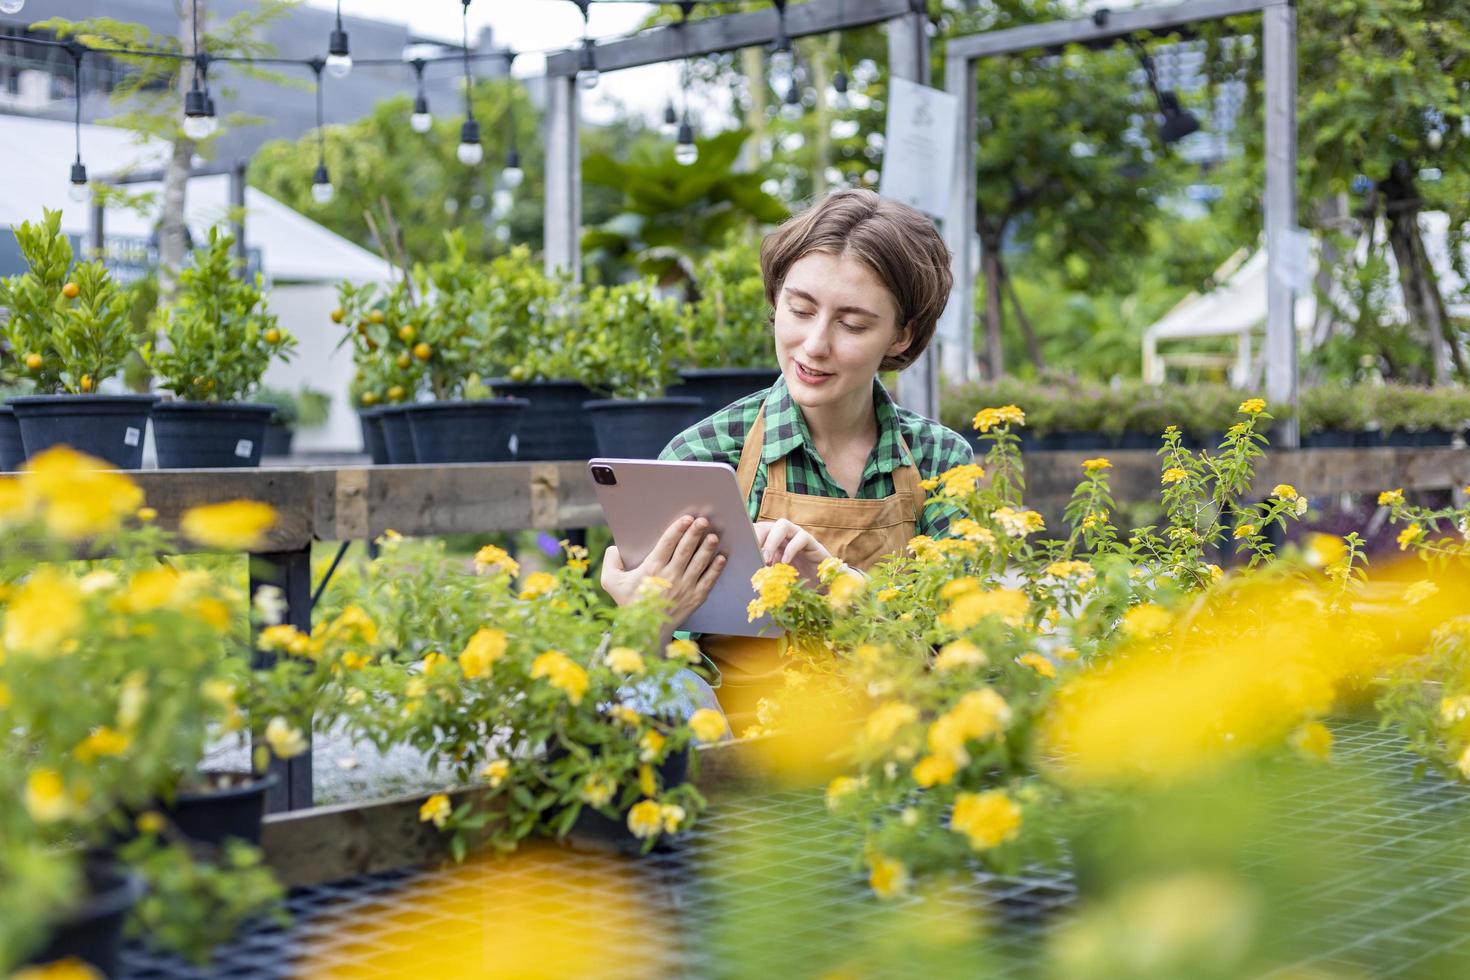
<box><xmin>578</xmin><ymin>278</ymin><xmax>704</xmax><ymax>459</ymax></box>
<box><xmin>145</xmin><ymin>229</ymin><xmax>296</xmax><ymax>468</ymax></box>
<box><xmin>336</xmin><ymin>278</ymin><xmax>424</xmax><ymax>463</ymax></box>
<box><xmin>1299</xmin><ymin>384</ymin><xmax>1369</xmax><ymax>447</ymax></box>
<box><xmin>670</xmin><ymin>237</ymin><xmax>780</xmax><ymax>415</ymax></box>
<box><xmin>0</xmin><ymin>209</ymin><xmax>154</xmax><ymax>468</ymax></box>
<box><xmin>481</xmin><ymin>247</ymin><xmax>602</xmax><ymax>462</ymax></box>
<box><xmin>256</xmin><ymin>385</ymin><xmax>330</xmax><ymax>457</ymax></box>
<box><xmin>0</xmin><ymin>383</ymin><xmax>23</xmax><ymax>471</ymax></box>
<box><xmin>397</xmin><ymin>236</ymin><xmax>529</xmax><ymax>463</ymax></box>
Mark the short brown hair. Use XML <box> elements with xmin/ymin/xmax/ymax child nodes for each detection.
<box><xmin>759</xmin><ymin>189</ymin><xmax>953</xmax><ymax>372</ymax></box>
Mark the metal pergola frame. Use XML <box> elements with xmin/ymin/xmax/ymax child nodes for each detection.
<box><xmin>942</xmin><ymin>0</ymin><xmax>1300</xmax><ymax>444</ymax></box>
<box><xmin>540</xmin><ymin>0</ymin><xmax>943</xmax><ymax>418</ymax></box>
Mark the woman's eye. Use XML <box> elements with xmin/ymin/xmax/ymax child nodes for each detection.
<box><xmin>790</xmin><ymin>307</ymin><xmax>814</xmax><ymax>318</ymax></box>
<box><xmin>841</xmin><ymin>321</ymin><xmax>867</xmax><ymax>333</ymax></box>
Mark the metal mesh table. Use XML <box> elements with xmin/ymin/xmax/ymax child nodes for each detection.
<box><xmin>118</xmin><ymin>720</ymin><xmax>1470</xmax><ymax>978</ymax></box>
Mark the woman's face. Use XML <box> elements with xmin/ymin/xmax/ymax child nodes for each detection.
<box><xmin>773</xmin><ymin>251</ymin><xmax>911</xmax><ymax>413</ymax></box>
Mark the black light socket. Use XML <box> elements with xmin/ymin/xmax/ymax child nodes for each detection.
<box><xmin>833</xmin><ymin>70</ymin><xmax>848</xmax><ymax>94</ymax></box>
<box><xmin>184</xmin><ymin>87</ymin><xmax>209</xmax><ymax>117</ymax></box>
<box><xmin>413</xmin><ymin>93</ymin><xmax>429</xmax><ymax>115</ymax></box>
<box><xmin>460</xmin><ymin>117</ymin><xmax>481</xmax><ymax>145</ymax></box>
<box><xmin>505</xmin><ymin>147</ymin><xmax>520</xmax><ymax>169</ymax></box>
<box><xmin>328</xmin><ymin>28</ymin><xmax>349</xmax><ymax>58</ymax></box>
<box><xmin>313</xmin><ymin>162</ymin><xmax>330</xmax><ymax>185</ymax></box>
<box><xmin>70</xmin><ymin>161</ymin><xmax>87</xmax><ymax>184</ymax></box>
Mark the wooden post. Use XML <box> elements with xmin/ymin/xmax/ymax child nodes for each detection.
<box><xmin>943</xmin><ymin>55</ymin><xmax>978</xmax><ymax>386</ymax></box>
<box><xmin>249</xmin><ymin>547</ymin><xmax>314</xmax><ymax>813</ymax></box>
<box><xmin>543</xmin><ymin>74</ymin><xmax>581</xmax><ymax>283</ymax></box>
<box><xmin>1263</xmin><ymin>1</ymin><xmax>1299</xmax><ymax>446</ymax></box>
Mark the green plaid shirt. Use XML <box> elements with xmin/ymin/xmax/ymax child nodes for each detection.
<box><xmin>660</xmin><ymin>376</ymin><xmax>974</xmax><ymax>538</ymax></box>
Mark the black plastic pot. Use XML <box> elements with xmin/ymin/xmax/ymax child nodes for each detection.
<box><xmin>1113</xmin><ymin>430</ymin><xmax>1158</xmax><ymax>450</ymax></box>
<box><xmin>7</xmin><ymin>394</ymin><xmax>156</xmax><ymax>470</ymax></box>
<box><xmin>1382</xmin><ymin>428</ymin><xmax>1455</xmax><ymax>447</ymax></box>
<box><xmin>488</xmin><ymin>379</ymin><xmax>600</xmax><ymax>461</ymax></box>
<box><xmin>1300</xmin><ymin>429</ymin><xmax>1359</xmax><ymax>449</ymax></box>
<box><xmin>670</xmin><ymin>367</ymin><xmax>780</xmax><ymax>417</ymax></box>
<box><xmin>583</xmin><ymin>397</ymin><xmax>706</xmax><ymax>460</ymax></box>
<box><xmin>151</xmin><ymin>401</ymin><xmax>275</xmax><ymax>469</ymax></box>
<box><xmin>0</xmin><ymin>405</ymin><xmax>24</xmax><ymax>470</ymax></box>
<box><xmin>358</xmin><ymin>408</ymin><xmax>389</xmax><ymax>464</ymax></box>
<box><xmin>376</xmin><ymin>404</ymin><xmax>417</xmax><ymax>464</ymax></box>
<box><xmin>25</xmin><ymin>858</ymin><xmax>144</xmax><ymax>977</ymax></box>
<box><xmin>165</xmin><ymin>770</ymin><xmax>279</xmax><ymax>847</ymax></box>
<box><xmin>1046</xmin><ymin>430</ymin><xmax>1113</xmax><ymax>452</ymax></box>
<box><xmin>404</xmin><ymin>399</ymin><xmax>529</xmax><ymax>463</ymax></box>
<box><xmin>262</xmin><ymin>419</ymin><xmax>294</xmax><ymax>457</ymax></box>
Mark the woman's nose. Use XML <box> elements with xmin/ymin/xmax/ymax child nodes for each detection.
<box><xmin>802</xmin><ymin>318</ymin><xmax>833</xmax><ymax>358</ymax></box>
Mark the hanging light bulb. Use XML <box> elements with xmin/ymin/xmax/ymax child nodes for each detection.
<box><xmin>832</xmin><ymin>69</ymin><xmax>850</xmax><ymax>112</ymax></box>
<box><xmin>578</xmin><ymin>40</ymin><xmax>600</xmax><ymax>90</ymax></box>
<box><xmin>780</xmin><ymin>78</ymin><xmax>803</xmax><ymax>121</ymax></box>
<box><xmin>457</xmin><ymin>118</ymin><xmax>483</xmax><ymax>166</ymax></box>
<box><xmin>326</xmin><ymin>2</ymin><xmax>352</xmax><ymax>80</ymax></box>
<box><xmin>502</xmin><ymin>148</ymin><xmax>524</xmax><ymax>189</ymax></box>
<box><xmin>68</xmin><ymin>161</ymin><xmax>89</xmax><ymax>203</ymax></box>
<box><xmin>411</xmin><ymin>94</ymin><xmax>433</xmax><ymax>133</ymax></box>
<box><xmin>662</xmin><ymin>99</ymin><xmax>678</xmax><ymax>137</ymax></box>
<box><xmin>0</xmin><ymin>0</ymin><xmax>27</xmax><ymax>15</ymax></box>
<box><xmin>1427</xmin><ymin>127</ymin><xmax>1443</xmax><ymax>151</ymax></box>
<box><xmin>675</xmin><ymin>117</ymin><xmax>698</xmax><ymax>166</ymax></box>
<box><xmin>182</xmin><ymin>86</ymin><xmax>217</xmax><ymax>140</ymax></box>
<box><xmin>311</xmin><ymin>163</ymin><xmax>334</xmax><ymax>203</ymax></box>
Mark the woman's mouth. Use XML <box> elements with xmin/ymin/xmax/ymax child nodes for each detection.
<box><xmin>794</xmin><ymin>361</ymin><xmax>834</xmax><ymax>385</ymax></box>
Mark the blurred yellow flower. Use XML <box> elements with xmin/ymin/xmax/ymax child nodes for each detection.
<box><xmin>3</xmin><ymin>567</ymin><xmax>82</xmax><ymax>656</ymax></box>
<box><xmin>627</xmin><ymin>799</ymin><xmax>664</xmax><ymax>839</ymax></box>
<box><xmin>992</xmin><ymin>507</ymin><xmax>1044</xmax><ymax>538</ymax></box>
<box><xmin>638</xmin><ymin>763</ymin><xmax>657</xmax><ymax>796</ymax></box>
<box><xmin>265</xmin><ymin>717</ymin><xmax>307</xmax><ymax>758</ymax></box>
<box><xmin>659</xmin><ymin>803</ymin><xmax>687</xmax><ymax>833</ymax></box>
<box><xmin>950</xmin><ymin>790</ymin><xmax>1021</xmax><ymax>850</ymax></box>
<box><xmin>258</xmin><ymin>624</ymin><xmax>311</xmax><ymax>657</ymax></box>
<box><xmin>1272</xmin><ymin>484</ymin><xmax>1298</xmax><ymax>501</ymax></box>
<box><xmin>665</xmin><ymin>638</ymin><xmax>703</xmax><ymax>664</ymax></box>
<box><xmin>637</xmin><ymin>576</ymin><xmax>673</xmax><ymax>597</ymax></box>
<box><xmin>689</xmin><ymin>708</ymin><xmax>728</xmax><ymax>742</ymax></box>
<box><xmin>518</xmin><ymin>571</ymin><xmax>558</xmax><ymax>600</ymax></box>
<box><xmin>951</xmin><ymin>518</ymin><xmax>997</xmax><ymax>547</ymax></box>
<box><xmin>1458</xmin><ymin>746</ymin><xmax>1470</xmax><ymax>781</ymax></box>
<box><xmin>1238</xmin><ymin>398</ymin><xmax>1266</xmax><ymax>415</ymax></box>
<box><xmin>1082</xmin><ymin>457</ymin><xmax>1112</xmax><ymax>473</ymax></box>
<box><xmin>473</xmin><ymin>544</ymin><xmax>519</xmax><ymax>576</ymax></box>
<box><xmin>1234</xmin><ymin>523</ymin><xmax>1256</xmax><ymax>540</ymax></box>
<box><xmin>1161</xmin><ymin>467</ymin><xmax>1187</xmax><ymax>485</ymax></box>
<box><xmin>1397</xmin><ymin>523</ymin><xmax>1424</xmax><ymax>550</ymax></box>
<box><xmin>1405</xmin><ymin>580</ymin><xmax>1439</xmax><ymax>605</ymax></box>
<box><xmin>747</xmin><ymin>563</ymin><xmax>799</xmax><ymax>620</ymax></box>
<box><xmin>1378</xmin><ymin>488</ymin><xmax>1404</xmax><ymax>507</ymax></box>
<box><xmin>1045</xmin><ymin>560</ymin><xmax>1095</xmax><ymax>583</ymax></box>
<box><xmin>118</xmin><ymin>566</ymin><xmax>184</xmax><ymax>612</ymax></box>
<box><xmin>867</xmin><ymin>852</ymin><xmax>910</xmax><ymax>899</ymax></box>
<box><xmin>825</xmin><ymin>775</ymin><xmax>861</xmax><ymax>810</ymax></box>
<box><xmin>865</xmin><ymin>700</ymin><xmax>919</xmax><ymax>743</ymax></box>
<box><xmin>25</xmin><ymin>768</ymin><xmax>73</xmax><ymax>823</ymax></box>
<box><xmin>1290</xmin><ymin>721</ymin><xmax>1332</xmax><ymax>762</ymax></box>
<box><xmin>419</xmin><ymin>793</ymin><xmax>452</xmax><ymax>828</ymax></box>
<box><xmin>972</xmin><ymin>405</ymin><xmax>1026</xmax><ymax>432</ymax></box>
<box><xmin>531</xmin><ymin>650</ymin><xmax>588</xmax><ymax>705</ymax></box>
<box><xmin>939</xmin><ymin>577</ymin><xmax>981</xmax><ymax>600</ymax></box>
<box><xmin>604</xmin><ymin>646</ymin><xmax>646</xmax><ymax>675</ymax></box>
<box><xmin>1304</xmin><ymin>533</ymin><xmax>1346</xmax><ymax>568</ymax></box>
<box><xmin>136</xmin><ymin>506</ymin><xmax>158</xmax><ymax>522</ymax></box>
<box><xmin>912</xmin><ymin>753</ymin><xmax>958</xmax><ymax>787</ymax></box>
<box><xmin>939</xmin><ymin>463</ymin><xmax>987</xmax><ymax>497</ymax></box>
<box><xmin>74</xmin><ymin>725</ymin><xmax>130</xmax><ymax>762</ymax></box>
<box><xmin>639</xmin><ymin>729</ymin><xmax>667</xmax><ymax>762</ymax></box>
<box><xmin>933</xmin><ymin>640</ymin><xmax>987</xmax><ymax>672</ymax></box>
<box><xmin>609</xmin><ymin>704</ymin><xmax>642</xmax><ymax>727</ymax></box>
<box><xmin>180</xmin><ymin>500</ymin><xmax>277</xmax><ymax>550</ymax></box>
<box><xmin>827</xmin><ymin>572</ymin><xmax>864</xmax><ymax>609</ymax></box>
<box><xmin>940</xmin><ymin>588</ymin><xmax>1029</xmax><ymax>631</ymax></box>
<box><xmin>1018</xmin><ymin>652</ymin><xmax>1057</xmax><ymax>679</ymax></box>
<box><xmin>580</xmin><ymin>773</ymin><xmax>616</xmax><ymax>807</ymax></box>
<box><xmin>20</xmin><ymin>447</ymin><xmax>144</xmax><ymax>540</ymax></box>
<box><xmin>459</xmin><ymin>628</ymin><xmax>507</xmax><ymax>679</ymax></box>
<box><xmin>876</xmin><ymin>587</ymin><xmax>902</xmax><ymax>602</ymax></box>
<box><xmin>1082</xmin><ymin>510</ymin><xmax>1108</xmax><ymax>530</ymax></box>
<box><xmin>1121</xmin><ymin>604</ymin><xmax>1172</xmax><ymax>639</ymax></box>
<box><xmin>481</xmin><ymin>759</ymin><xmax>510</xmax><ymax>789</ymax></box>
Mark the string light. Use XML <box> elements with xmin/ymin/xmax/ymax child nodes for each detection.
<box><xmin>675</xmin><ymin>113</ymin><xmax>697</xmax><ymax>165</ymax></box>
<box><xmin>1131</xmin><ymin>40</ymin><xmax>1200</xmax><ymax>145</ymax></box>
<box><xmin>308</xmin><ymin>59</ymin><xmax>333</xmax><ymax>203</ymax></box>
<box><xmin>65</xmin><ymin>41</ymin><xmax>88</xmax><ymax>202</ymax></box>
<box><xmin>182</xmin><ymin>6</ymin><xmax>217</xmax><ymax>141</ymax></box>
<box><xmin>831</xmin><ymin>0</ymin><xmax>850</xmax><ymax>111</ymax></box>
<box><xmin>456</xmin><ymin>0</ymin><xmax>483</xmax><ymax>166</ymax></box>
<box><xmin>768</xmin><ymin>0</ymin><xmax>793</xmax><ymax>82</ymax></box>
<box><xmin>575</xmin><ymin>1</ymin><xmax>599</xmax><ymax>90</ymax></box>
<box><xmin>0</xmin><ymin>0</ymin><xmax>27</xmax><ymax>16</ymax></box>
<box><xmin>501</xmin><ymin>51</ymin><xmax>523</xmax><ymax>189</ymax></box>
<box><xmin>662</xmin><ymin>99</ymin><xmax>678</xmax><ymax>136</ymax></box>
<box><xmin>326</xmin><ymin>0</ymin><xmax>352</xmax><ymax>79</ymax></box>
<box><xmin>409</xmin><ymin>58</ymin><xmax>432</xmax><ymax>133</ymax></box>
<box><xmin>780</xmin><ymin>73</ymin><xmax>802</xmax><ymax>120</ymax></box>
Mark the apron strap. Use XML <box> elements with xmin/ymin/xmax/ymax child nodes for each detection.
<box><xmin>891</xmin><ymin>434</ymin><xmax>925</xmax><ymax>525</ymax></box>
<box><xmin>734</xmin><ymin>408</ymin><xmax>768</xmax><ymax>504</ymax></box>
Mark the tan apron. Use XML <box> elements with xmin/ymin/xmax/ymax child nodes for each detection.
<box><xmin>702</xmin><ymin>405</ymin><xmax>924</xmax><ymax>729</ymax></box>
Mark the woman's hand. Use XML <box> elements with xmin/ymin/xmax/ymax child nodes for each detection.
<box><xmin>601</xmin><ymin>515</ymin><xmax>727</xmax><ymax>633</ymax></box>
<box><xmin>755</xmin><ymin>519</ymin><xmax>833</xmax><ymax>583</ymax></box>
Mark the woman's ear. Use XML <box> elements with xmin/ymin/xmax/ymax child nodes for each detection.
<box><xmin>886</xmin><ymin>321</ymin><xmax>915</xmax><ymax>359</ymax></box>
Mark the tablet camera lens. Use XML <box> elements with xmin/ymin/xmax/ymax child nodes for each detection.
<box><xmin>592</xmin><ymin>466</ymin><xmax>617</xmax><ymax>486</ymax></box>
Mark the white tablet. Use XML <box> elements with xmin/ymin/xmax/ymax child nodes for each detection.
<box><xmin>588</xmin><ymin>458</ymin><xmax>779</xmax><ymax>638</ymax></box>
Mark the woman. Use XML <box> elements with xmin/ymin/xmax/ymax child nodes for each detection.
<box><xmin>601</xmin><ymin>189</ymin><xmax>974</xmax><ymax>727</ymax></box>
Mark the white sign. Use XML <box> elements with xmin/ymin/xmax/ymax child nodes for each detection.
<box><xmin>1271</xmin><ymin>227</ymin><xmax>1314</xmax><ymax>292</ymax></box>
<box><xmin>879</xmin><ymin>78</ymin><xmax>959</xmax><ymax>219</ymax></box>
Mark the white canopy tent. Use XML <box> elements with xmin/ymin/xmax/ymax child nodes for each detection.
<box><xmin>1144</xmin><ymin>211</ymin><xmax>1470</xmax><ymax>386</ymax></box>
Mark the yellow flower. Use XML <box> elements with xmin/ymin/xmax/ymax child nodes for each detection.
<box><xmin>1458</xmin><ymin>746</ymin><xmax>1470</xmax><ymax>781</ymax></box>
<box><xmin>906</xmin><ymin>534</ymin><xmax>942</xmax><ymax>562</ymax></box>
<box><xmin>135</xmin><ymin>811</ymin><xmax>166</xmax><ymax>835</ymax></box>
<box><xmin>1304</xmin><ymin>533</ymin><xmax>1346</xmax><ymax>568</ymax></box>
<box><xmin>459</xmin><ymin>628</ymin><xmax>507</xmax><ymax>679</ymax></box>
<box><xmin>1082</xmin><ymin>457</ymin><xmax>1112</xmax><ymax>473</ymax></box>
<box><xmin>826</xmin><ymin>572</ymin><xmax>864</xmax><ymax>609</ymax></box>
<box><xmin>1044</xmin><ymin>560</ymin><xmax>1095</xmax><ymax>583</ymax></box>
<box><xmin>1238</xmin><ymin>397</ymin><xmax>1266</xmax><ymax>415</ymax></box>
<box><xmin>637</xmin><ymin>576</ymin><xmax>673</xmax><ymax>597</ymax></box>
<box><xmin>1439</xmin><ymin>694</ymin><xmax>1470</xmax><ymax>725</ymax></box>
<box><xmin>25</xmin><ymin>768</ymin><xmax>73</xmax><ymax>823</ymax></box>
<box><xmin>473</xmin><ymin>544</ymin><xmax>519</xmax><ymax>576</ymax></box>
<box><xmin>639</xmin><ymin>729</ymin><xmax>667</xmax><ymax>762</ymax></box>
<box><xmin>339</xmin><ymin>651</ymin><xmax>370</xmax><ymax>671</ymax></box>
<box><xmin>530</xmin><ymin>650</ymin><xmax>588</xmax><ymax>705</ymax></box>
<box><xmin>660</xmin><ymin>803</ymin><xmax>687</xmax><ymax>834</ymax></box>
<box><xmin>991</xmin><ymin>507</ymin><xmax>1044</xmax><ymax>538</ymax></box>
<box><xmin>627</xmin><ymin>799</ymin><xmax>664</xmax><ymax>839</ymax></box>
<box><xmin>3</xmin><ymin>567</ymin><xmax>82</xmax><ymax>656</ymax></box>
<box><xmin>180</xmin><ymin>500</ymin><xmax>277</xmax><ymax>550</ymax></box>
<box><xmin>481</xmin><ymin>759</ymin><xmax>510</xmax><ymax>789</ymax></box>
<box><xmin>258</xmin><ymin>624</ymin><xmax>311</xmax><ymax>657</ymax></box>
<box><xmin>1122</xmin><ymin>604</ymin><xmax>1172</xmax><ymax>639</ymax></box>
<box><xmin>1290</xmin><ymin>721</ymin><xmax>1332</xmax><ymax>762</ymax></box>
<box><xmin>12</xmin><ymin>958</ymin><xmax>103</xmax><ymax>980</ymax></box>
<box><xmin>422</xmin><ymin>651</ymin><xmax>446</xmax><ymax>675</ymax></box>
<box><xmin>74</xmin><ymin>726</ymin><xmax>130</xmax><ymax>762</ymax></box>
<box><xmin>1377</xmin><ymin>488</ymin><xmax>1404</xmax><ymax>507</ymax></box>
<box><xmin>688</xmin><ymin>708</ymin><xmax>728</xmax><ymax>743</ymax></box>
<box><xmin>1018</xmin><ymin>652</ymin><xmax>1057</xmax><ymax>679</ymax></box>
<box><xmin>951</xmin><ymin>518</ymin><xmax>997</xmax><ymax>548</ymax></box>
<box><xmin>1081</xmin><ymin>510</ymin><xmax>1108</xmax><ymax>531</ymax></box>
<box><xmin>1272</xmin><ymin>484</ymin><xmax>1298</xmax><ymax>501</ymax></box>
<box><xmin>20</xmin><ymin>446</ymin><xmax>144</xmax><ymax>540</ymax></box>
<box><xmin>665</xmin><ymin>638</ymin><xmax>703</xmax><ymax>664</ymax></box>
<box><xmin>1234</xmin><ymin>523</ymin><xmax>1256</xmax><ymax>540</ymax></box>
<box><xmin>939</xmin><ymin>463</ymin><xmax>987</xmax><ymax>498</ymax></box>
<box><xmin>117</xmin><ymin>567</ymin><xmax>185</xmax><ymax>612</ymax></box>
<box><xmin>0</xmin><ymin>682</ymin><xmax>10</xmax><ymax>709</ymax></box>
<box><xmin>918</xmin><ymin>476</ymin><xmax>939</xmax><ymax>491</ymax></box>
<box><xmin>1161</xmin><ymin>467</ymin><xmax>1187</xmax><ymax>485</ymax></box>
<box><xmin>940</xmin><ymin>577</ymin><xmax>981</xmax><ymax>600</ymax></box>
<box><xmin>1397</xmin><ymin>523</ymin><xmax>1424</xmax><ymax>551</ymax></box>
<box><xmin>867</xmin><ymin>852</ymin><xmax>911</xmax><ymax>899</ymax></box>
<box><xmin>1405</xmin><ymin>580</ymin><xmax>1439</xmax><ymax>605</ymax></box>
<box><xmin>609</xmin><ymin>704</ymin><xmax>642</xmax><ymax>727</ymax></box>
<box><xmin>876</xmin><ymin>587</ymin><xmax>902</xmax><ymax>602</ymax></box>
<box><xmin>189</xmin><ymin>597</ymin><xmax>232</xmax><ymax>631</ymax></box>
<box><xmin>940</xmin><ymin>588</ymin><xmax>1029</xmax><ymax>631</ymax></box>
<box><xmin>604</xmin><ymin>646</ymin><xmax>646</xmax><ymax>675</ymax></box>
<box><xmin>934</xmin><ymin>640</ymin><xmax>988</xmax><ymax>672</ymax></box>
<box><xmin>817</xmin><ymin>557</ymin><xmax>846</xmax><ymax>583</ymax></box>
<box><xmin>264</xmin><ymin>717</ymin><xmax>307</xmax><ymax>759</ymax></box>
<box><xmin>950</xmin><ymin>790</ymin><xmax>1022</xmax><ymax>851</ymax></box>
<box><xmin>912</xmin><ymin>754</ymin><xmax>958</xmax><ymax>788</ymax></box>
<box><xmin>518</xmin><ymin>571</ymin><xmax>558</xmax><ymax>600</ymax></box>
<box><xmin>972</xmin><ymin>404</ymin><xmax>1026</xmax><ymax>432</ymax></box>
<box><xmin>938</xmin><ymin>688</ymin><xmax>1012</xmax><ymax>750</ymax></box>
<box><xmin>419</xmin><ymin>793</ymin><xmax>452</xmax><ymax>828</ymax></box>
<box><xmin>639</xmin><ymin>763</ymin><xmax>658</xmax><ymax>797</ymax></box>
<box><xmin>825</xmin><ymin>775</ymin><xmax>861</xmax><ymax>810</ymax></box>
<box><xmin>136</xmin><ymin>506</ymin><xmax>157</xmax><ymax>522</ymax></box>
<box><xmin>865</xmin><ymin>700</ymin><xmax>919</xmax><ymax>743</ymax></box>
<box><xmin>580</xmin><ymin>773</ymin><xmax>616</xmax><ymax>807</ymax></box>
<box><xmin>747</xmin><ymin>563</ymin><xmax>799</xmax><ymax>620</ymax></box>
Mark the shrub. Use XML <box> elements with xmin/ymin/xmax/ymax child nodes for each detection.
<box><xmin>682</xmin><ymin>237</ymin><xmax>773</xmax><ymax>370</ymax></box>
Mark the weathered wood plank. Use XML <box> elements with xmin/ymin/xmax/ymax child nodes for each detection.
<box><xmin>130</xmin><ymin>468</ymin><xmax>317</xmax><ymax>551</ymax></box>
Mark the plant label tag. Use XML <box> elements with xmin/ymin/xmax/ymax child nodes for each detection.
<box><xmin>508</xmin><ymin>434</ymin><xmax>519</xmax><ymax>457</ymax></box>
<box><xmin>123</xmin><ymin>427</ymin><xmax>141</xmax><ymax>446</ymax></box>
<box><xmin>235</xmin><ymin>440</ymin><xmax>253</xmax><ymax>458</ymax></box>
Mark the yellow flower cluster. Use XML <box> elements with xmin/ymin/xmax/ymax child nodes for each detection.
<box><xmin>459</xmin><ymin>628</ymin><xmax>507</xmax><ymax>679</ymax></box>
<box><xmin>665</xmin><ymin>638</ymin><xmax>702</xmax><ymax>664</ymax></box>
<box><xmin>579</xmin><ymin>773</ymin><xmax>616</xmax><ymax>806</ymax></box>
<box><xmin>1272</xmin><ymin>484</ymin><xmax>1298</xmax><ymax>501</ymax></box>
<box><xmin>991</xmin><ymin>507</ymin><xmax>1044</xmax><ymax>538</ymax></box>
<box><xmin>530</xmin><ymin>650</ymin><xmax>588</xmax><ymax>705</ymax></box>
<box><xmin>265</xmin><ymin>717</ymin><xmax>308</xmax><ymax>759</ymax></box>
<box><xmin>865</xmin><ymin>700</ymin><xmax>919</xmax><ymax>743</ymax></box>
<box><xmin>1121</xmin><ymin>603</ymin><xmax>1172</xmax><ymax>639</ymax></box>
<box><xmin>1018</xmin><ymin>652</ymin><xmax>1057</xmax><ymax>679</ymax></box>
<box><xmin>518</xmin><ymin>571</ymin><xmax>558</xmax><ymax>600</ymax></box>
<box><xmin>482</xmin><ymin>759</ymin><xmax>510</xmax><ymax>789</ymax></box>
<box><xmin>950</xmin><ymin>790</ymin><xmax>1022</xmax><ymax>851</ymax></box>
<box><xmin>73</xmin><ymin>725</ymin><xmax>130</xmax><ymax>762</ymax></box>
<box><xmin>972</xmin><ymin>404</ymin><xmax>1026</xmax><ymax>432</ymax></box>
<box><xmin>867</xmin><ymin>851</ymin><xmax>911</xmax><ymax>898</ymax></box>
<box><xmin>24</xmin><ymin>767</ymin><xmax>77</xmax><ymax>823</ymax></box>
<box><xmin>933</xmin><ymin>639</ymin><xmax>988</xmax><ymax>672</ymax></box>
<box><xmin>473</xmin><ymin>544</ymin><xmax>519</xmax><ymax>576</ymax></box>
<box><xmin>939</xmin><ymin>463</ymin><xmax>987</xmax><ymax>498</ymax></box>
<box><xmin>915</xmin><ymin>687</ymin><xmax>1013</xmax><ymax>787</ymax></box>
<box><xmin>688</xmin><ymin>708</ymin><xmax>728</xmax><ymax>742</ymax></box>
<box><xmin>1081</xmin><ymin>457</ymin><xmax>1112</xmax><ymax>473</ymax></box>
<box><xmin>1378</xmin><ymin>488</ymin><xmax>1404</xmax><ymax>507</ymax></box>
<box><xmin>1238</xmin><ymin>398</ymin><xmax>1267</xmax><ymax>415</ymax></box>
<box><xmin>826</xmin><ymin>572</ymin><xmax>864</xmax><ymax>610</ymax></box>
<box><xmin>627</xmin><ymin>799</ymin><xmax>686</xmax><ymax>838</ymax></box>
<box><xmin>419</xmin><ymin>792</ymin><xmax>452</xmax><ymax>828</ymax></box>
<box><xmin>747</xmin><ymin>563</ymin><xmax>800</xmax><ymax>621</ymax></box>
<box><xmin>1397</xmin><ymin>523</ymin><xmax>1424</xmax><ymax>551</ymax></box>
<box><xmin>825</xmin><ymin>775</ymin><xmax>862</xmax><ymax>810</ymax></box>
<box><xmin>180</xmin><ymin>500</ymin><xmax>278</xmax><ymax>551</ymax></box>
<box><xmin>939</xmin><ymin>588</ymin><xmax>1029</xmax><ymax>631</ymax></box>
<box><xmin>950</xmin><ymin>518</ymin><xmax>998</xmax><ymax>548</ymax></box>
<box><xmin>604</xmin><ymin>646</ymin><xmax>646</xmax><ymax>675</ymax></box>
<box><xmin>0</xmin><ymin>447</ymin><xmax>143</xmax><ymax>540</ymax></box>
<box><xmin>1044</xmin><ymin>560</ymin><xmax>1095</xmax><ymax>584</ymax></box>
<box><xmin>3</xmin><ymin>567</ymin><xmax>82</xmax><ymax>656</ymax></box>
<box><xmin>1161</xmin><ymin>467</ymin><xmax>1187</xmax><ymax>485</ymax></box>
